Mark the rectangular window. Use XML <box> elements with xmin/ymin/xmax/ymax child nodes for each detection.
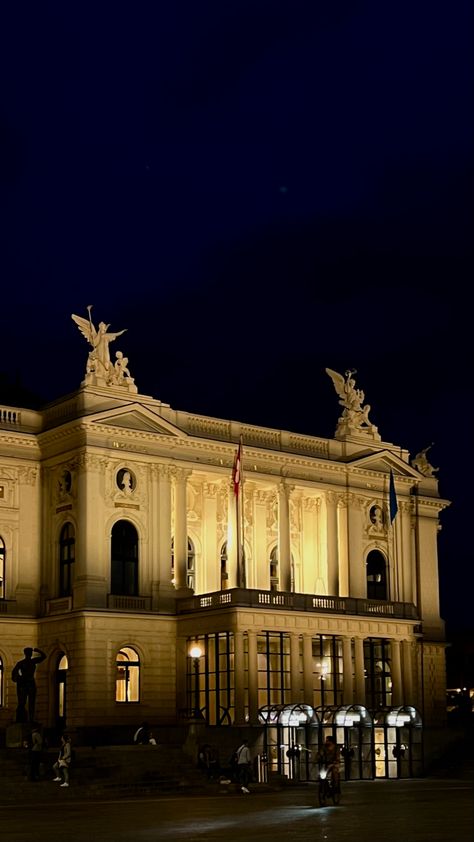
<box><xmin>364</xmin><ymin>638</ymin><xmax>392</xmax><ymax>709</ymax></box>
<box><xmin>257</xmin><ymin>632</ymin><xmax>291</xmax><ymax>709</ymax></box>
<box><xmin>186</xmin><ymin>633</ymin><xmax>234</xmax><ymax>725</ymax></box>
<box><xmin>312</xmin><ymin>635</ymin><xmax>343</xmax><ymax>707</ymax></box>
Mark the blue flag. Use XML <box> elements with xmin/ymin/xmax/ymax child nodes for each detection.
<box><xmin>389</xmin><ymin>469</ymin><xmax>398</xmax><ymax>523</ymax></box>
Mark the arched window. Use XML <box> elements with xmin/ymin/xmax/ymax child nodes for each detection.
<box><xmin>59</xmin><ymin>523</ymin><xmax>75</xmax><ymax>597</ymax></box>
<box><xmin>0</xmin><ymin>536</ymin><xmax>5</xmax><ymax>599</ymax></box>
<box><xmin>270</xmin><ymin>547</ymin><xmax>279</xmax><ymax>592</ymax></box>
<box><xmin>0</xmin><ymin>654</ymin><xmax>3</xmax><ymax>706</ymax></box>
<box><xmin>366</xmin><ymin>550</ymin><xmax>388</xmax><ymax>600</ymax></box>
<box><xmin>111</xmin><ymin>521</ymin><xmax>138</xmax><ymax>596</ymax></box>
<box><xmin>116</xmin><ymin>646</ymin><xmax>140</xmax><ymax>702</ymax></box>
<box><xmin>171</xmin><ymin>538</ymin><xmax>196</xmax><ymax>589</ymax></box>
<box><xmin>220</xmin><ymin>541</ymin><xmax>228</xmax><ymax>590</ymax></box>
<box><xmin>56</xmin><ymin>653</ymin><xmax>68</xmax><ymax>728</ymax></box>
<box><xmin>186</xmin><ymin>538</ymin><xmax>195</xmax><ymax>590</ymax></box>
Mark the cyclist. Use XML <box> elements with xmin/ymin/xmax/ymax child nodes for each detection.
<box><xmin>319</xmin><ymin>735</ymin><xmax>341</xmax><ymax>790</ymax></box>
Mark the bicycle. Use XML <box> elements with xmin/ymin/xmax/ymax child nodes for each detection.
<box><xmin>318</xmin><ymin>764</ymin><xmax>341</xmax><ymax>806</ymax></box>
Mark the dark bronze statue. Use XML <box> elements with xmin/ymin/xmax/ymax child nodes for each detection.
<box><xmin>11</xmin><ymin>647</ymin><xmax>46</xmax><ymax>723</ymax></box>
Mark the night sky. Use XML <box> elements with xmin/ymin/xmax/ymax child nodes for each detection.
<box><xmin>1</xmin><ymin>3</ymin><xmax>472</xmax><ymax>635</ymax></box>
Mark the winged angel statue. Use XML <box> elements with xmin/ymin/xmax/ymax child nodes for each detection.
<box><xmin>325</xmin><ymin>368</ymin><xmax>380</xmax><ymax>439</ymax></box>
<box><xmin>71</xmin><ymin>307</ymin><xmax>136</xmax><ymax>390</ymax></box>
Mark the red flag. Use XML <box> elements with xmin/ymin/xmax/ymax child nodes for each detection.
<box><xmin>232</xmin><ymin>438</ymin><xmax>242</xmax><ymax>496</ymax></box>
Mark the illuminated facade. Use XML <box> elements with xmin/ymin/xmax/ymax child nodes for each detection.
<box><xmin>0</xmin><ymin>346</ymin><xmax>449</xmax><ymax>761</ymax></box>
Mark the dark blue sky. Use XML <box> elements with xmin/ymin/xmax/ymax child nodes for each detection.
<box><xmin>1</xmin><ymin>2</ymin><xmax>472</xmax><ymax>630</ymax></box>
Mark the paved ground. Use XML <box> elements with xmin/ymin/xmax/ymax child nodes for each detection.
<box><xmin>0</xmin><ymin>777</ymin><xmax>472</xmax><ymax>842</ymax></box>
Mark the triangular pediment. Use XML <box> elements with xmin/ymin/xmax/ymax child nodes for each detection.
<box><xmin>86</xmin><ymin>404</ymin><xmax>186</xmax><ymax>437</ymax></box>
<box><xmin>347</xmin><ymin>450</ymin><xmax>420</xmax><ymax>479</ymax></box>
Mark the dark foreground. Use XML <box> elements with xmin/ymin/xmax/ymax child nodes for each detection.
<box><xmin>0</xmin><ymin>777</ymin><xmax>472</xmax><ymax>842</ymax></box>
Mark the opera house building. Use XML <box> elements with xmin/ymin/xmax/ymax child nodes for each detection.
<box><xmin>0</xmin><ymin>312</ymin><xmax>450</xmax><ymax>779</ymax></box>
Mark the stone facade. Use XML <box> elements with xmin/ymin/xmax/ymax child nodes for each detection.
<box><xmin>0</xmin><ymin>364</ymin><xmax>450</xmax><ymax>741</ymax></box>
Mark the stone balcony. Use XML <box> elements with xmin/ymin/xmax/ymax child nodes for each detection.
<box><xmin>176</xmin><ymin>587</ymin><xmax>419</xmax><ymax>620</ymax></box>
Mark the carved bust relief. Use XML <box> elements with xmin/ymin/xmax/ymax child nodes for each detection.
<box><xmin>116</xmin><ymin>468</ymin><xmax>135</xmax><ymax>494</ymax></box>
<box><xmin>368</xmin><ymin>503</ymin><xmax>386</xmax><ymax>535</ymax></box>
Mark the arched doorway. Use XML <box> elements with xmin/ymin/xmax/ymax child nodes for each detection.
<box><xmin>372</xmin><ymin>705</ymin><xmax>423</xmax><ymax>778</ymax></box>
<box><xmin>316</xmin><ymin>703</ymin><xmax>373</xmax><ymax>780</ymax></box>
<box><xmin>258</xmin><ymin>702</ymin><xmax>320</xmax><ymax>781</ymax></box>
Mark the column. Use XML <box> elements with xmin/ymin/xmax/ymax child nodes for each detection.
<box><xmin>303</xmin><ymin>634</ymin><xmax>314</xmax><ymax>702</ymax></box>
<box><xmin>153</xmin><ymin>464</ymin><xmax>174</xmax><ymax>611</ymax></box>
<box><xmin>347</xmin><ymin>495</ymin><xmax>365</xmax><ymax>598</ymax></box>
<box><xmin>247</xmin><ymin>630</ymin><xmax>258</xmax><ymax>725</ymax></box>
<box><xmin>326</xmin><ymin>492</ymin><xmax>339</xmax><ymax>595</ymax></box>
<box><xmin>227</xmin><ymin>484</ymin><xmax>238</xmax><ymax>588</ymax></box>
<box><xmin>342</xmin><ymin>637</ymin><xmax>354</xmax><ymax>704</ymax></box>
<box><xmin>16</xmin><ymin>466</ymin><xmax>41</xmax><ymax>614</ymax></box>
<box><xmin>74</xmin><ymin>454</ymin><xmax>108</xmax><ymax>609</ymax></box>
<box><xmin>401</xmin><ymin>639</ymin><xmax>414</xmax><ymax>702</ymax></box>
<box><xmin>400</xmin><ymin>501</ymin><xmax>413</xmax><ymax>604</ymax></box>
<box><xmin>233</xmin><ymin>630</ymin><xmax>245</xmax><ymax>725</ymax></box>
<box><xmin>354</xmin><ymin>637</ymin><xmax>366</xmax><ymax>704</ymax></box>
<box><xmin>390</xmin><ymin>639</ymin><xmax>403</xmax><ymax>706</ymax></box>
<box><xmin>254</xmin><ymin>490</ymin><xmax>268</xmax><ymax>590</ymax></box>
<box><xmin>203</xmin><ymin>482</ymin><xmax>219</xmax><ymax>593</ymax></box>
<box><xmin>173</xmin><ymin>468</ymin><xmax>190</xmax><ymax>591</ymax></box>
<box><xmin>278</xmin><ymin>482</ymin><xmax>292</xmax><ymax>592</ymax></box>
<box><xmin>290</xmin><ymin>633</ymin><xmax>301</xmax><ymax>702</ymax></box>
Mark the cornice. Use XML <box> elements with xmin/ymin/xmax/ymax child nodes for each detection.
<box><xmin>0</xmin><ymin>433</ymin><xmax>40</xmax><ymax>451</ymax></box>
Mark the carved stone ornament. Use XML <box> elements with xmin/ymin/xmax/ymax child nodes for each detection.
<box><xmin>326</xmin><ymin>368</ymin><xmax>381</xmax><ymax>440</ymax></box>
<box><xmin>71</xmin><ymin>306</ymin><xmax>138</xmax><ymax>393</ymax></box>
<box><xmin>412</xmin><ymin>445</ymin><xmax>438</xmax><ymax>478</ymax></box>
<box><xmin>367</xmin><ymin>503</ymin><xmax>387</xmax><ymax>536</ymax></box>
<box><xmin>116</xmin><ymin>468</ymin><xmax>136</xmax><ymax>494</ymax></box>
<box><xmin>57</xmin><ymin>468</ymin><xmax>73</xmax><ymax>502</ymax></box>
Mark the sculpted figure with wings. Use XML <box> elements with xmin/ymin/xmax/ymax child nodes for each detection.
<box><xmin>412</xmin><ymin>445</ymin><xmax>438</xmax><ymax>478</ymax></box>
<box><xmin>325</xmin><ymin>368</ymin><xmax>379</xmax><ymax>438</ymax></box>
<box><xmin>72</xmin><ymin>306</ymin><xmax>127</xmax><ymax>384</ymax></box>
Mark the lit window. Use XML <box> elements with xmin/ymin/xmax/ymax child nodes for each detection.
<box><xmin>270</xmin><ymin>547</ymin><xmax>278</xmax><ymax>591</ymax></box>
<box><xmin>220</xmin><ymin>542</ymin><xmax>228</xmax><ymax>590</ymax></box>
<box><xmin>116</xmin><ymin>647</ymin><xmax>140</xmax><ymax>702</ymax></box>
<box><xmin>57</xmin><ymin>653</ymin><xmax>69</xmax><ymax>723</ymax></box>
<box><xmin>171</xmin><ymin>538</ymin><xmax>195</xmax><ymax>589</ymax></box>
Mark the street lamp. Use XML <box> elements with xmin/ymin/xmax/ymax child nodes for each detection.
<box><xmin>189</xmin><ymin>643</ymin><xmax>203</xmax><ymax>719</ymax></box>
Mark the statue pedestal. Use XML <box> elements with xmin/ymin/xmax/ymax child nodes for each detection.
<box><xmin>6</xmin><ymin>722</ymin><xmax>29</xmax><ymax>748</ymax></box>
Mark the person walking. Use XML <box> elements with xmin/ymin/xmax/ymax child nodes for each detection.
<box><xmin>235</xmin><ymin>739</ymin><xmax>252</xmax><ymax>793</ymax></box>
<box><xmin>53</xmin><ymin>733</ymin><xmax>72</xmax><ymax>787</ymax></box>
